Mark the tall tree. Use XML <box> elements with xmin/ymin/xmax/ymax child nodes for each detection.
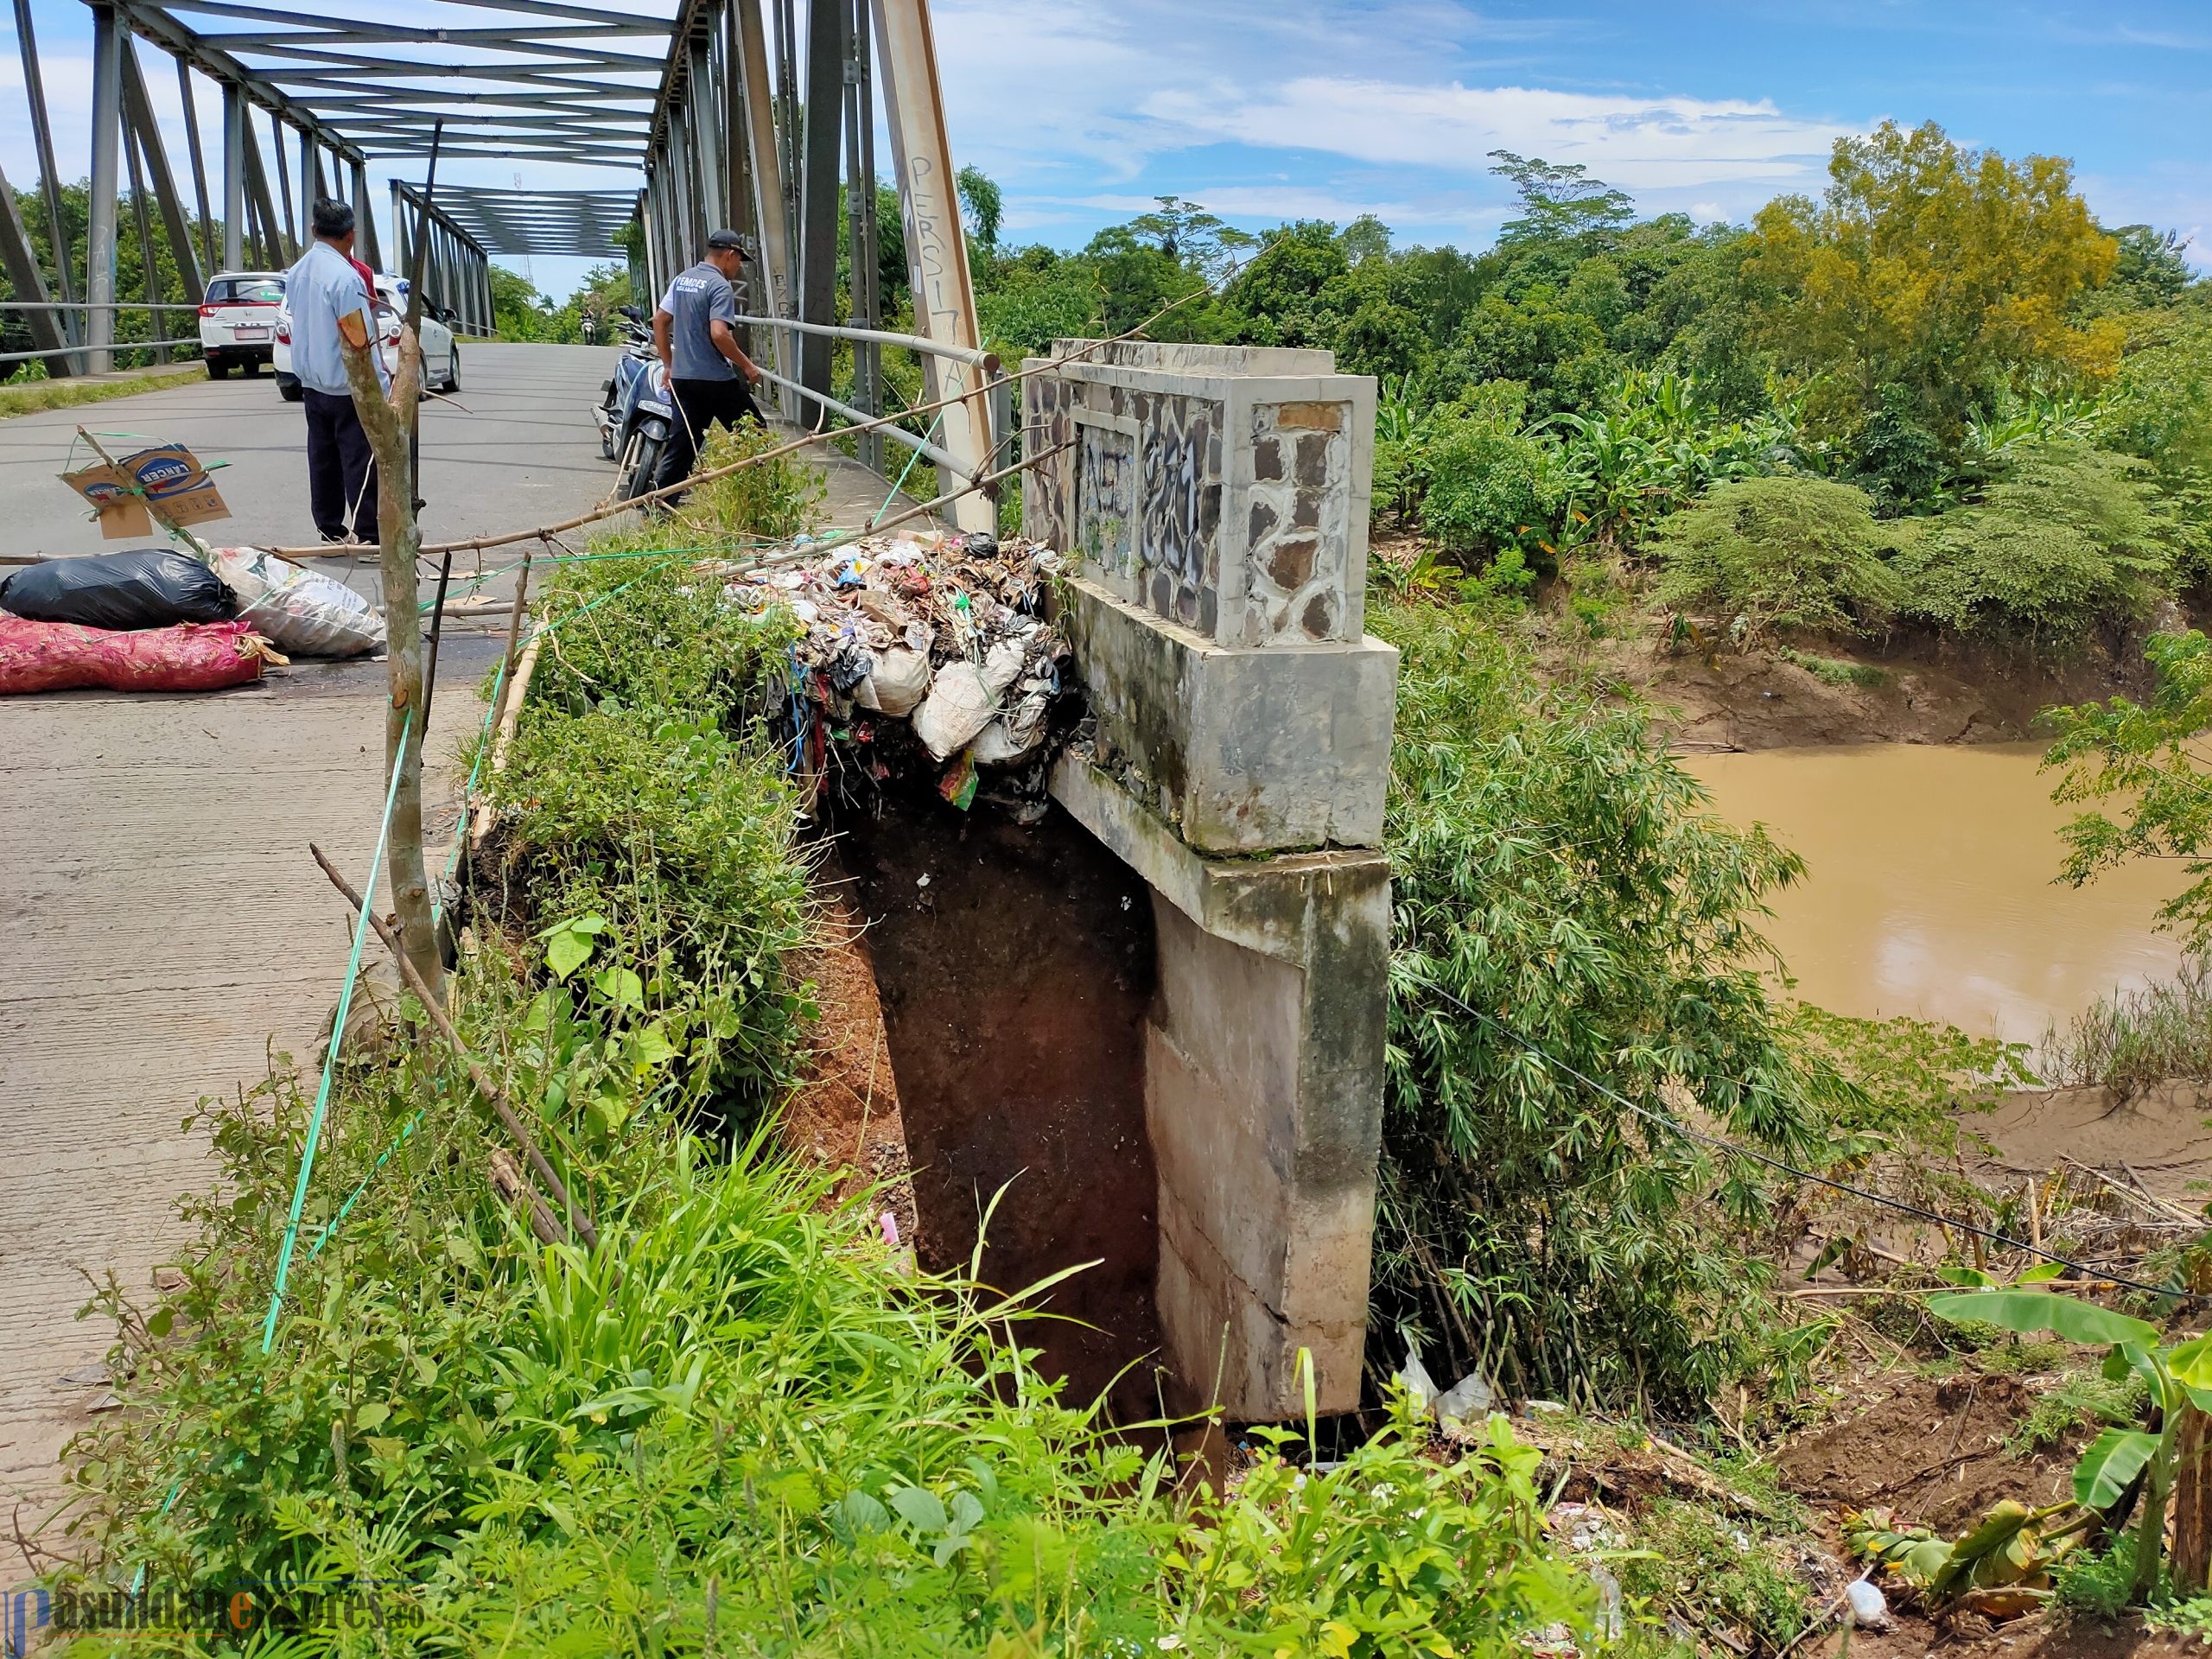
<box><xmin>1748</xmin><ymin>120</ymin><xmax>2123</xmax><ymax>444</ymax></box>
<box><xmin>1488</xmin><ymin>150</ymin><xmax>1635</xmax><ymax>248</ymax></box>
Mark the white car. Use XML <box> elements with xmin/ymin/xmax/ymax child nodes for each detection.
<box><xmin>273</xmin><ymin>273</ymin><xmax>459</xmax><ymax>401</ymax></box>
<box><xmin>198</xmin><ymin>270</ymin><xmax>285</xmax><ymax>378</ymax></box>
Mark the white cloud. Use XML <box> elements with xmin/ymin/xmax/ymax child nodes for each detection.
<box><xmin>1070</xmin><ymin>186</ymin><xmax>1467</xmax><ymax>225</ymax></box>
<box><xmin>1140</xmin><ymin>78</ymin><xmax>1853</xmax><ymax>190</ymax></box>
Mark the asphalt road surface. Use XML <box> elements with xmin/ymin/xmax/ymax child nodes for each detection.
<box><xmin>0</xmin><ymin>341</ymin><xmax>620</xmax><ymax>559</ymax></box>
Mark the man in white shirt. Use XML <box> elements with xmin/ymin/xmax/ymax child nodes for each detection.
<box><xmin>284</xmin><ymin>199</ymin><xmax>385</xmax><ymax>543</ymax></box>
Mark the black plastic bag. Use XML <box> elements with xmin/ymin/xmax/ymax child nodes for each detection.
<box><xmin>0</xmin><ymin>549</ymin><xmax>236</xmax><ymax>631</ymax></box>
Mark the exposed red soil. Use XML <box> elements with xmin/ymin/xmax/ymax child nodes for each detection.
<box><xmin>1777</xmin><ymin>1370</ymin><xmax>2076</xmax><ymax>1537</ymax></box>
<box><xmin>779</xmin><ymin>857</ymin><xmax>917</xmax><ymax>1248</ymax></box>
<box><xmin>1586</xmin><ymin>626</ymin><xmax>2158</xmax><ymax>752</ymax></box>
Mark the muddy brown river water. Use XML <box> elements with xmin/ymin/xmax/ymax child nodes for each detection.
<box><xmin>1686</xmin><ymin>742</ymin><xmax>2185</xmax><ymax>1045</ymax></box>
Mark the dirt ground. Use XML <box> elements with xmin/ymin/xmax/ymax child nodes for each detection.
<box><xmin>779</xmin><ymin>855</ymin><xmax>918</xmax><ymax>1247</ymax></box>
<box><xmin>1975</xmin><ymin>1084</ymin><xmax>2212</xmax><ymax>1211</ymax></box>
<box><xmin>826</xmin><ymin>785</ymin><xmax>1171</xmax><ymax>1425</ymax></box>
<box><xmin>1572</xmin><ymin>625</ymin><xmax>2157</xmax><ymax>752</ymax></box>
<box><xmin>1445</xmin><ymin>543</ymin><xmax>2177</xmax><ymax>753</ymax></box>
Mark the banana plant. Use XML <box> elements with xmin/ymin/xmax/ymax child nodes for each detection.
<box><xmin>1930</xmin><ymin>1282</ymin><xmax>2210</xmax><ymax>1602</ymax></box>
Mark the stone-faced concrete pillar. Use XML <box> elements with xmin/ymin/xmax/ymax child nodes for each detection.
<box><xmin>1027</xmin><ymin>341</ymin><xmax>1395</xmax><ymax>1421</ymax></box>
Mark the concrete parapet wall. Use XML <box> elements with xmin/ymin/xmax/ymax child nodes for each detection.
<box><xmin>1024</xmin><ymin>339</ymin><xmax>1377</xmax><ymax>650</ymax></box>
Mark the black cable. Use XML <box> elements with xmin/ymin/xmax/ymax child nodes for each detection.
<box><xmin>1408</xmin><ymin>976</ymin><xmax>2186</xmax><ymax>1300</ymax></box>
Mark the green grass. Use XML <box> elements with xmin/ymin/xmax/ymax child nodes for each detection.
<box><xmin>0</xmin><ymin>363</ymin><xmax>209</xmax><ymax>420</ymax></box>
<box><xmin>2040</xmin><ymin>957</ymin><xmax>2212</xmax><ymax>1096</ymax></box>
<box><xmin>2004</xmin><ymin>1365</ymin><xmax>2148</xmax><ymax>1455</ymax></box>
<box><xmin>1780</xmin><ymin>647</ymin><xmax>1888</xmax><ymax>688</ymax></box>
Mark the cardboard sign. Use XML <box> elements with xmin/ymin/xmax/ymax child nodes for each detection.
<box><xmin>62</xmin><ymin>442</ymin><xmax>230</xmax><ymax>538</ymax></box>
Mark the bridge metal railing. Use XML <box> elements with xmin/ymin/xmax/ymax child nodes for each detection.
<box><xmin>732</xmin><ymin>313</ymin><xmax>1015</xmax><ymax>488</ymax></box>
<box><xmin>0</xmin><ymin>298</ymin><xmax>204</xmax><ymax>369</ymax></box>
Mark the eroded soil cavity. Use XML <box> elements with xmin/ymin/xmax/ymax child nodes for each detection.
<box><xmin>828</xmin><ymin>788</ymin><xmax>1167</xmax><ymax>1421</ymax></box>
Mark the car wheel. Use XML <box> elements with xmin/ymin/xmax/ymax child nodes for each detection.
<box><xmin>279</xmin><ymin>378</ymin><xmax>304</xmax><ymax>404</ymax></box>
<box><xmin>442</xmin><ymin>348</ymin><xmax>460</xmax><ymax>394</ymax></box>
<box><xmin>244</xmin><ymin>359</ymin><xmax>262</xmax><ymax>378</ymax></box>
<box><xmin>207</xmin><ymin>359</ymin><xmax>230</xmax><ymax>379</ymax></box>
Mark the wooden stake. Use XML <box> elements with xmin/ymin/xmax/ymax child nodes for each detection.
<box><xmin>473</xmin><ymin>625</ymin><xmax>542</xmax><ymax>849</ymax></box>
<box><xmin>338</xmin><ymin>283</ymin><xmax>442</xmax><ymax>1003</ymax></box>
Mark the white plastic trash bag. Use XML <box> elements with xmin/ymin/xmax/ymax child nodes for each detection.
<box><xmin>1394</xmin><ymin>1346</ymin><xmax>1438</xmax><ymax>1416</ymax></box>
<box><xmin>981</xmin><ymin>638</ymin><xmax>1027</xmax><ymax>697</ymax></box>
<box><xmin>912</xmin><ymin>660</ymin><xmax>995</xmax><ymax>760</ymax></box>
<box><xmin>855</xmin><ymin>645</ymin><xmax>931</xmax><ymax>716</ymax></box>
<box><xmin>1434</xmin><ymin>1369</ymin><xmax>1494</xmax><ymax>1431</ymax></box>
<box><xmin>972</xmin><ymin>690</ymin><xmax>1049</xmax><ymax>766</ymax></box>
<box><xmin>210</xmin><ymin>547</ymin><xmax>384</xmax><ymax>658</ymax></box>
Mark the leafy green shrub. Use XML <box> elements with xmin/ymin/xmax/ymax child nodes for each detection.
<box><xmin>486</xmin><ymin>703</ymin><xmax>812</xmax><ymax>1118</ymax></box>
<box><xmin>528</xmin><ymin>555</ymin><xmax>799</xmax><ymax>724</ymax></box>
<box><xmin>2053</xmin><ymin>1537</ymin><xmax>2143</xmax><ymax>1618</ymax></box>
<box><xmin>1646</xmin><ymin>474</ymin><xmax>1904</xmax><ymax>639</ymax></box>
<box><xmin>682</xmin><ymin>418</ymin><xmax>828</xmax><ymax>543</ymax></box>
<box><xmin>1370</xmin><ymin>596</ymin><xmax>1840</xmax><ymax>1411</ymax></box>
<box><xmin>1391</xmin><ymin>389</ymin><xmax>1564</xmax><ymax>562</ymax></box>
<box><xmin>1895</xmin><ymin>442</ymin><xmax>2177</xmax><ymax>641</ymax></box>
<box><xmin>1174</xmin><ymin>1406</ymin><xmax>1592</xmax><ymax>1650</ymax></box>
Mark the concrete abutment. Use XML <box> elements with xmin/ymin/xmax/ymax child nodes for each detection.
<box><xmin>1027</xmin><ymin>340</ymin><xmax>1397</xmax><ymax>1421</ymax></box>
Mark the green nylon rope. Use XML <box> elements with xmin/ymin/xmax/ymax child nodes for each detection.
<box><xmin>872</xmin><ymin>414</ymin><xmax>944</xmax><ymax>528</ymax></box>
<box><xmin>260</xmin><ymin>709</ymin><xmax>413</xmax><ymax>1353</ymax></box>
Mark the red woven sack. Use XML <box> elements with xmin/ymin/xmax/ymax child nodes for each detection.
<box><xmin>0</xmin><ymin>616</ymin><xmax>277</xmax><ymax>695</ymax></box>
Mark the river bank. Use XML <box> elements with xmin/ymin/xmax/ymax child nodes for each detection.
<box><xmin>1573</xmin><ymin>619</ymin><xmax>2163</xmax><ymax>752</ymax></box>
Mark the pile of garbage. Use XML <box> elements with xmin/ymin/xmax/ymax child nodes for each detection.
<box><xmin>0</xmin><ymin>544</ymin><xmax>384</xmax><ymax>695</ymax></box>
<box><xmin>717</xmin><ymin>530</ymin><xmax>1072</xmax><ymax>813</ymax></box>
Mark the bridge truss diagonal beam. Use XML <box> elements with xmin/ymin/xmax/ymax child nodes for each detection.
<box><xmin>100</xmin><ymin>0</ymin><xmax>681</xmax><ymax>174</ymax></box>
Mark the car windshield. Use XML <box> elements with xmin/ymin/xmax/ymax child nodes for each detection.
<box><xmin>207</xmin><ymin>276</ymin><xmax>283</xmax><ymax>304</ymax></box>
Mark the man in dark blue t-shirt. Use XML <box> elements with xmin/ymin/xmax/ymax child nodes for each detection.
<box><xmin>652</xmin><ymin>228</ymin><xmax>766</xmax><ymax>492</ymax></box>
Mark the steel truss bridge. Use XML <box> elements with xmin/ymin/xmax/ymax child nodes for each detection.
<box><xmin>1</xmin><ymin>0</ymin><xmax>995</xmax><ymax>527</ymax></box>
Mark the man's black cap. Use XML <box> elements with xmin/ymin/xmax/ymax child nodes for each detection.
<box><xmin>705</xmin><ymin>228</ymin><xmax>745</xmax><ymax>255</ymax></box>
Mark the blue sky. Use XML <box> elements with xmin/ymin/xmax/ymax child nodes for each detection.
<box><xmin>4</xmin><ymin>0</ymin><xmax>2207</xmax><ymax>301</ymax></box>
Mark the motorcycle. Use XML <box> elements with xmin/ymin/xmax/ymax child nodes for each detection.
<box><xmin>592</xmin><ymin>305</ymin><xmax>677</xmax><ymax>502</ymax></box>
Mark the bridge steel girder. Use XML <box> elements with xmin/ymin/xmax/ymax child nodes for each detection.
<box><xmin>17</xmin><ymin>0</ymin><xmax>83</xmax><ymax>360</ymax></box>
<box><xmin>391</xmin><ymin>179</ymin><xmax>494</xmax><ymax>337</ymax></box>
<box><xmin>39</xmin><ymin>0</ymin><xmax>680</xmax><ymax>333</ymax></box>
<box><xmin>86</xmin><ymin>3</ymin><xmax>123</xmax><ymax>371</ymax></box>
<box><xmin>644</xmin><ymin>0</ymin><xmax>993</xmax><ymax>469</ymax></box>
<box><xmin>870</xmin><ymin>0</ymin><xmax>990</xmax><ymax>531</ymax></box>
<box><xmin>0</xmin><ymin>161</ymin><xmax>77</xmax><ymax>377</ymax></box>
